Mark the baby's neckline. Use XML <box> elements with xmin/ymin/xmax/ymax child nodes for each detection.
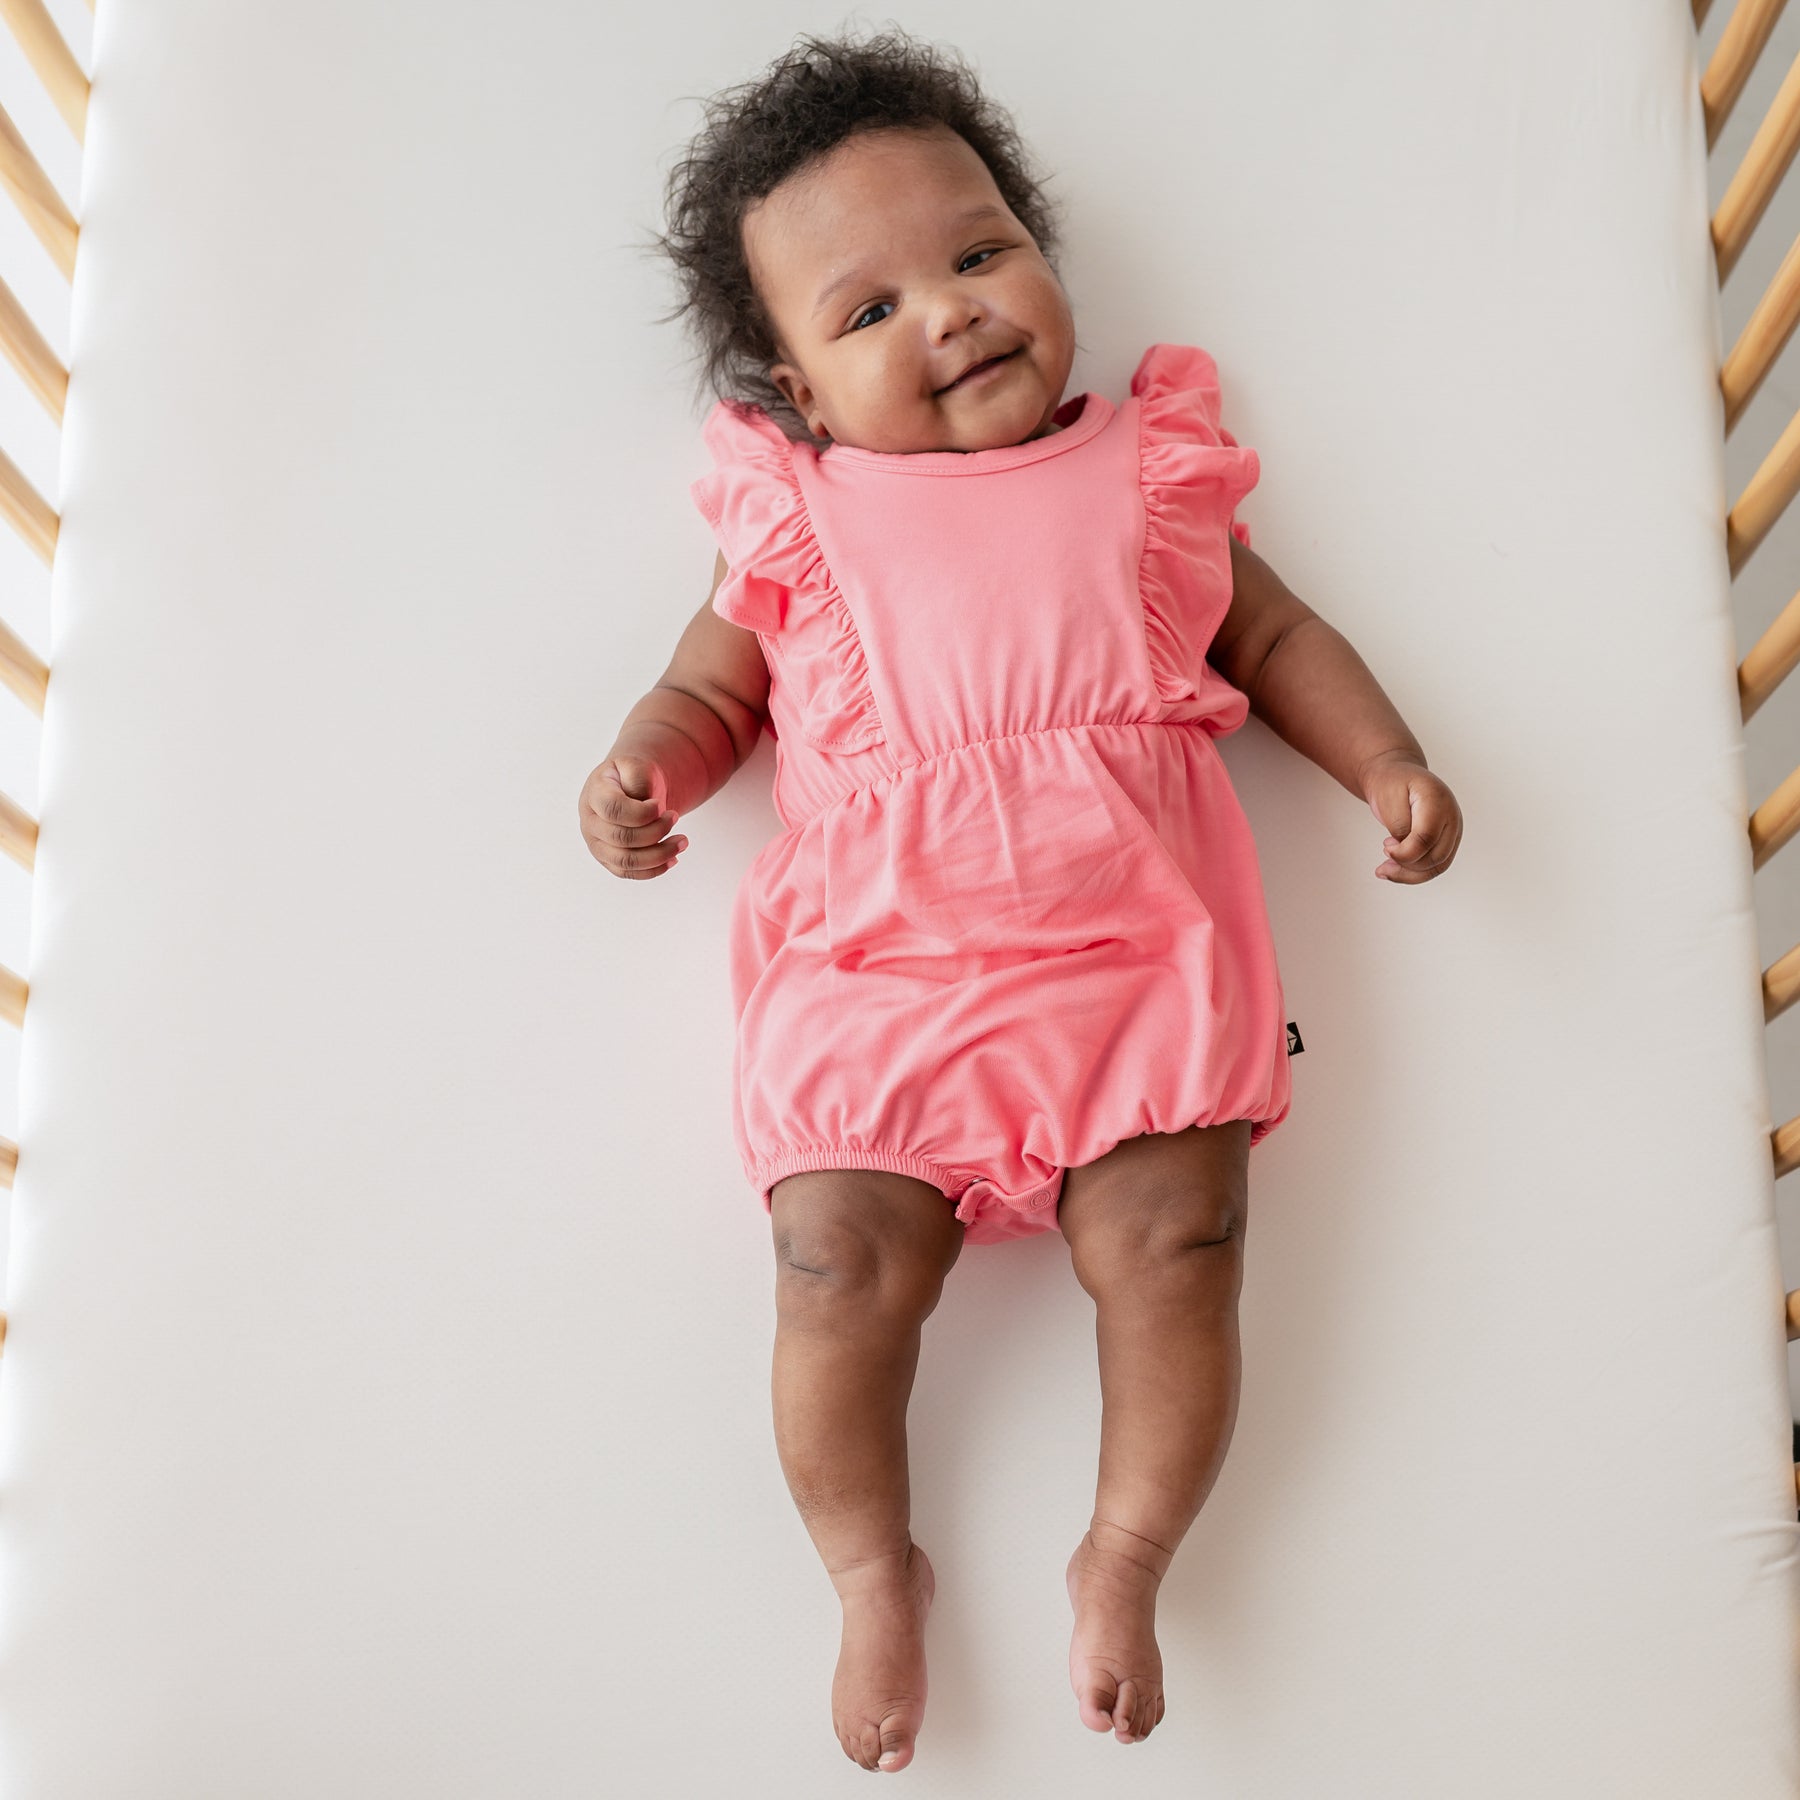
<box><xmin>817</xmin><ymin>390</ymin><xmax>1112</xmax><ymax>474</ymax></box>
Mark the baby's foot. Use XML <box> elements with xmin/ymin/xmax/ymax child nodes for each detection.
<box><xmin>1065</xmin><ymin>1525</ymin><xmax>1168</xmax><ymax>1743</ymax></box>
<box><xmin>829</xmin><ymin>1540</ymin><xmax>936</xmax><ymax>1772</ymax></box>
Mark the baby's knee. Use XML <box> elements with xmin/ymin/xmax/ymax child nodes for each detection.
<box><xmin>1068</xmin><ymin>1182</ymin><xmax>1246</xmax><ymax>1297</ymax></box>
<box><xmin>771</xmin><ymin>1169</ymin><xmax>961</xmax><ymax>1322</ymax></box>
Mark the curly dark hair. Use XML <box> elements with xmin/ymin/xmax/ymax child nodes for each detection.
<box><xmin>644</xmin><ymin>25</ymin><xmax>1068</xmax><ymax>446</ymax></box>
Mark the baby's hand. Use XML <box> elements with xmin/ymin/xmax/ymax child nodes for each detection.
<box><xmin>1363</xmin><ymin>753</ymin><xmax>1462</xmax><ymax>884</ymax></box>
<box><xmin>579</xmin><ymin>754</ymin><xmax>688</xmax><ymax>880</ymax></box>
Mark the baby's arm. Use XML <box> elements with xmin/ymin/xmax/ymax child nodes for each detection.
<box><xmin>1209</xmin><ymin>539</ymin><xmax>1420</xmax><ymax>794</ymax></box>
<box><xmin>613</xmin><ymin>549</ymin><xmax>770</xmax><ymax>809</ymax></box>
<box><xmin>1209</xmin><ymin>539</ymin><xmax>1462</xmax><ymax>883</ymax></box>
<box><xmin>578</xmin><ymin>550</ymin><xmax>771</xmax><ymax>879</ymax></box>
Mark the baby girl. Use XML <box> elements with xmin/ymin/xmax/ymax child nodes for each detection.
<box><xmin>579</xmin><ymin>27</ymin><xmax>1462</xmax><ymax>1774</ymax></box>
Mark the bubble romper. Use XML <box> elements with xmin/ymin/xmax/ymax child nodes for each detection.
<box><xmin>688</xmin><ymin>342</ymin><xmax>1293</xmax><ymax>1245</ymax></box>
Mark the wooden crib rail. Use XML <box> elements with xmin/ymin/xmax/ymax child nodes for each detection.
<box><xmin>0</xmin><ymin>96</ymin><xmax>73</xmax><ymax>279</ymax></box>
<box><xmin>1712</xmin><ymin>2</ymin><xmax>1800</xmax><ymax>575</ymax></box>
<box><xmin>0</xmin><ymin>267</ymin><xmax>66</xmax><ymax>419</ymax></box>
<box><xmin>0</xmin><ymin>1</ymin><xmax>84</xmax><ymax>142</ymax></box>
<box><xmin>1720</xmin><ymin>226</ymin><xmax>1800</xmax><ymax>431</ymax></box>
<box><xmin>1703</xmin><ymin>0</ymin><xmax>1788</xmax><ymax>152</ymax></box>
<box><xmin>1750</xmin><ymin>764</ymin><xmax>1800</xmax><ymax>869</ymax></box>
<box><xmin>0</xmin><ymin>611</ymin><xmax>49</xmax><ymax>715</ymax></box>
<box><xmin>1739</xmin><ymin>583</ymin><xmax>1800</xmax><ymax>715</ymax></box>
<box><xmin>0</xmin><ymin>0</ymin><xmax>87</xmax><ymax>1313</ymax></box>
<box><xmin>1702</xmin><ymin>1</ymin><xmax>1800</xmax><ymax>1508</ymax></box>
<box><xmin>0</xmin><ymin>438</ymin><xmax>54</xmax><ymax>562</ymax></box>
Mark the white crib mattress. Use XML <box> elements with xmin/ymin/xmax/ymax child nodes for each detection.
<box><xmin>0</xmin><ymin>1</ymin><xmax>1795</xmax><ymax>1793</ymax></box>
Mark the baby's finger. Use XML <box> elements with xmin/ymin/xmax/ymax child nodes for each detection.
<box><xmin>605</xmin><ymin>814</ymin><xmax>685</xmax><ymax>851</ymax></box>
<box><xmin>1381</xmin><ymin>821</ymin><xmax>1425</xmax><ymax>863</ymax></box>
<box><xmin>1382</xmin><ymin>786</ymin><xmax>1455</xmax><ymax>863</ymax></box>
<box><xmin>1377</xmin><ymin>853</ymin><xmax>1443</xmax><ymax>883</ymax></box>
<box><xmin>1376</xmin><ymin>824</ymin><xmax>1458</xmax><ymax>882</ymax></box>
<box><xmin>580</xmin><ymin>800</ymin><xmax>683</xmax><ymax>869</ymax></box>
<box><xmin>1367</xmin><ymin>782</ymin><xmax>1414</xmax><ymax>843</ymax></box>
<box><xmin>613</xmin><ymin>834</ymin><xmax>689</xmax><ymax>879</ymax></box>
<box><xmin>597</xmin><ymin>760</ymin><xmax>670</xmax><ymax>823</ymax></box>
<box><xmin>583</xmin><ymin>773</ymin><xmax>675</xmax><ymax>844</ymax></box>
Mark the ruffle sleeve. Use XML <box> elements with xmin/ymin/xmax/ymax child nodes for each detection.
<box><xmin>1130</xmin><ymin>343</ymin><xmax>1261</xmax><ymax>709</ymax></box>
<box><xmin>688</xmin><ymin>398</ymin><xmax>884</xmax><ymax>752</ymax></box>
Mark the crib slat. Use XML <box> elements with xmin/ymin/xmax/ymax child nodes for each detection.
<box><xmin>1721</xmin><ymin>228</ymin><xmax>1800</xmax><ymax>432</ymax></box>
<box><xmin>1738</xmin><ymin>582</ymin><xmax>1800</xmax><ymax>718</ymax></box>
<box><xmin>1772</xmin><ymin>1114</ymin><xmax>1800</xmax><ymax>1178</ymax></box>
<box><xmin>0</xmin><ymin>613</ymin><xmax>47</xmax><ymax>717</ymax></box>
<box><xmin>0</xmin><ymin>440</ymin><xmax>54</xmax><ymax>565</ymax></box>
<box><xmin>1713</xmin><ymin>45</ymin><xmax>1800</xmax><ymax>285</ymax></box>
<box><xmin>1747</xmin><ymin>756</ymin><xmax>1800</xmax><ymax>867</ymax></box>
<box><xmin>0</xmin><ymin>613</ymin><xmax>48</xmax><ymax>717</ymax></box>
<box><xmin>0</xmin><ymin>787</ymin><xmax>37</xmax><ymax>870</ymax></box>
<box><xmin>1724</xmin><ymin>399</ymin><xmax>1800</xmax><ymax>574</ymax></box>
<box><xmin>0</xmin><ymin>266</ymin><xmax>64</xmax><ymax>422</ymax></box>
<box><xmin>1704</xmin><ymin>0</ymin><xmax>1791</xmax><ymax>152</ymax></box>
<box><xmin>0</xmin><ymin>95</ymin><xmax>73</xmax><ymax>280</ymax></box>
<box><xmin>1763</xmin><ymin>939</ymin><xmax>1800</xmax><ymax>1021</ymax></box>
<box><xmin>0</xmin><ymin>0</ymin><xmax>87</xmax><ymax>143</ymax></box>
<box><xmin>0</xmin><ymin>961</ymin><xmax>26</xmax><ymax>1027</ymax></box>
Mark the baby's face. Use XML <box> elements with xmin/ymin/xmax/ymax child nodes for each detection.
<box><xmin>743</xmin><ymin>125</ymin><xmax>1076</xmax><ymax>454</ymax></box>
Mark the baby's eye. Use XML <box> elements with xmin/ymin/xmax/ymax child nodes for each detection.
<box><xmin>848</xmin><ymin>251</ymin><xmax>1004</xmax><ymax>331</ymax></box>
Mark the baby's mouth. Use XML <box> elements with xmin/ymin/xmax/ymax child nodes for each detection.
<box><xmin>940</xmin><ymin>349</ymin><xmax>1018</xmax><ymax>392</ymax></box>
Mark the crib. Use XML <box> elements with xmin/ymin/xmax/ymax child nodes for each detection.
<box><xmin>0</xmin><ymin>1</ymin><xmax>1793</xmax><ymax>1791</ymax></box>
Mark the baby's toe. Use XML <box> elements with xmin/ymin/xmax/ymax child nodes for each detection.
<box><xmin>1129</xmin><ymin>1684</ymin><xmax>1163</xmax><ymax>1741</ymax></box>
<box><xmin>1076</xmin><ymin>1673</ymin><xmax>1119</xmax><ymax>1734</ymax></box>
<box><xmin>850</xmin><ymin>1707</ymin><xmax>917</xmax><ymax>1772</ymax></box>
<box><xmin>1112</xmin><ymin>1678</ymin><xmax>1142</xmax><ymax>1740</ymax></box>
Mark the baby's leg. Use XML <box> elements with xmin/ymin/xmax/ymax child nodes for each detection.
<box><xmin>769</xmin><ymin>1168</ymin><xmax>965</xmax><ymax>1774</ymax></box>
<box><xmin>1055</xmin><ymin>1119</ymin><xmax>1253</xmax><ymax>1746</ymax></box>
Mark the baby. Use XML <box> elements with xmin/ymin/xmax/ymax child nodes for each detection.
<box><xmin>579</xmin><ymin>27</ymin><xmax>1463</xmax><ymax>1774</ymax></box>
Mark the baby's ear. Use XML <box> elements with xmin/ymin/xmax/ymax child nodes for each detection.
<box><xmin>767</xmin><ymin>360</ymin><xmax>816</xmax><ymax>429</ymax></box>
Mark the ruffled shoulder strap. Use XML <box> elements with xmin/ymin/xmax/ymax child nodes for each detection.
<box><xmin>688</xmin><ymin>398</ymin><xmax>829</xmax><ymax>634</ymax></box>
<box><xmin>687</xmin><ymin>397</ymin><xmax>886</xmax><ymax>755</ymax></box>
<box><xmin>1128</xmin><ymin>343</ymin><xmax>1262</xmax><ymax>716</ymax></box>
<box><xmin>1130</xmin><ymin>342</ymin><xmax>1259</xmax><ymax>549</ymax></box>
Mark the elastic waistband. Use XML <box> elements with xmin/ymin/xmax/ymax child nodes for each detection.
<box><xmin>781</xmin><ymin>715</ymin><xmax>1220</xmax><ymax>834</ymax></box>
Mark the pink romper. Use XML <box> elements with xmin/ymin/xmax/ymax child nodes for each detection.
<box><xmin>689</xmin><ymin>342</ymin><xmax>1292</xmax><ymax>1246</ymax></box>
